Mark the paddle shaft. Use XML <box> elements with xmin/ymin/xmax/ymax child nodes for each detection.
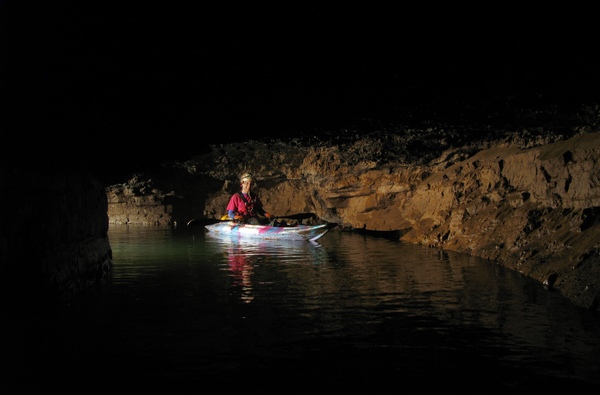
<box><xmin>186</xmin><ymin>212</ymin><xmax>316</xmax><ymax>227</ymax></box>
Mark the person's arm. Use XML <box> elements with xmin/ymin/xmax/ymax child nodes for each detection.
<box><xmin>257</xmin><ymin>208</ymin><xmax>274</xmax><ymax>218</ymax></box>
<box><xmin>227</xmin><ymin>194</ymin><xmax>247</xmax><ymax>220</ymax></box>
<box><xmin>255</xmin><ymin>198</ymin><xmax>273</xmax><ymax>218</ymax></box>
<box><xmin>226</xmin><ymin>194</ymin><xmax>240</xmax><ymax>219</ymax></box>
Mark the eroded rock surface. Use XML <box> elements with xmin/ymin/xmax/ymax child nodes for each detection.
<box><xmin>107</xmin><ymin>127</ymin><xmax>600</xmax><ymax>311</ymax></box>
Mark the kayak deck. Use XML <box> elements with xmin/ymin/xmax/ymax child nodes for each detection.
<box><xmin>204</xmin><ymin>221</ymin><xmax>329</xmax><ymax>241</ymax></box>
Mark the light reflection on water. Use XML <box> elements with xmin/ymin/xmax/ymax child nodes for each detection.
<box><xmin>5</xmin><ymin>224</ymin><xmax>600</xmax><ymax>391</ymax></box>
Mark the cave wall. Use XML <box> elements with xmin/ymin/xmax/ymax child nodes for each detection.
<box><xmin>0</xmin><ymin>168</ymin><xmax>112</xmax><ymax>305</ymax></box>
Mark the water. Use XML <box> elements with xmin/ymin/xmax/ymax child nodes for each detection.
<box><xmin>5</xmin><ymin>225</ymin><xmax>600</xmax><ymax>391</ymax></box>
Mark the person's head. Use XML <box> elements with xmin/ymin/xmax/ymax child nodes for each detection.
<box><xmin>240</xmin><ymin>173</ymin><xmax>253</xmax><ymax>183</ymax></box>
<box><xmin>240</xmin><ymin>173</ymin><xmax>254</xmax><ymax>190</ymax></box>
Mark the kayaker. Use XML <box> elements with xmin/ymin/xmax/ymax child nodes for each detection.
<box><xmin>226</xmin><ymin>173</ymin><xmax>275</xmax><ymax>225</ymax></box>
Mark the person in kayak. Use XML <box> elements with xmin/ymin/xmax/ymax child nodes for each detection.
<box><xmin>226</xmin><ymin>173</ymin><xmax>275</xmax><ymax>225</ymax></box>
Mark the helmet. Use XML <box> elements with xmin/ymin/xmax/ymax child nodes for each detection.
<box><xmin>240</xmin><ymin>173</ymin><xmax>253</xmax><ymax>183</ymax></box>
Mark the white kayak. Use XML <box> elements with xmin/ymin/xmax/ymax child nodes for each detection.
<box><xmin>204</xmin><ymin>221</ymin><xmax>329</xmax><ymax>241</ymax></box>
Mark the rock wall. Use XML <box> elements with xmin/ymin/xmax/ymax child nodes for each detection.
<box><xmin>1</xmin><ymin>168</ymin><xmax>112</xmax><ymax>306</ymax></box>
<box><xmin>106</xmin><ymin>131</ymin><xmax>600</xmax><ymax>311</ymax></box>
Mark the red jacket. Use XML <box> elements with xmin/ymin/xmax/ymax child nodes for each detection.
<box><xmin>226</xmin><ymin>192</ymin><xmax>266</xmax><ymax>218</ymax></box>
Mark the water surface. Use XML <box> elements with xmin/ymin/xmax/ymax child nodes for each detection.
<box><xmin>5</xmin><ymin>225</ymin><xmax>600</xmax><ymax>391</ymax></box>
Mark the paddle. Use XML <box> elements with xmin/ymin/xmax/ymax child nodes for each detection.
<box><xmin>186</xmin><ymin>218</ymin><xmax>223</xmax><ymax>227</ymax></box>
<box><xmin>186</xmin><ymin>212</ymin><xmax>316</xmax><ymax>227</ymax></box>
<box><xmin>278</xmin><ymin>212</ymin><xmax>316</xmax><ymax>221</ymax></box>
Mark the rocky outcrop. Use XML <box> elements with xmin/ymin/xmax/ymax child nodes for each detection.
<box><xmin>106</xmin><ymin>128</ymin><xmax>600</xmax><ymax>312</ymax></box>
<box><xmin>1</xmin><ymin>168</ymin><xmax>112</xmax><ymax>305</ymax></box>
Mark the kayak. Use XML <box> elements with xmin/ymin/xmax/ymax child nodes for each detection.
<box><xmin>204</xmin><ymin>221</ymin><xmax>329</xmax><ymax>241</ymax></box>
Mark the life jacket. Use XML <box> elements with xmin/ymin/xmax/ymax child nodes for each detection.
<box><xmin>238</xmin><ymin>192</ymin><xmax>258</xmax><ymax>216</ymax></box>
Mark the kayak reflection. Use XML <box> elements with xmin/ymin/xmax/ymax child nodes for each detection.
<box><xmin>205</xmin><ymin>235</ymin><xmax>328</xmax><ymax>303</ymax></box>
<box><xmin>226</xmin><ymin>247</ymin><xmax>254</xmax><ymax>303</ymax></box>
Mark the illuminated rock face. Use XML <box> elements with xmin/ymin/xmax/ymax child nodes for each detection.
<box><xmin>105</xmin><ymin>131</ymin><xmax>600</xmax><ymax>311</ymax></box>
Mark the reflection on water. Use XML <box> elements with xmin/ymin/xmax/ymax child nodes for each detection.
<box><xmin>4</xmin><ymin>225</ymin><xmax>600</xmax><ymax>391</ymax></box>
<box><xmin>207</xmin><ymin>235</ymin><xmax>328</xmax><ymax>304</ymax></box>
